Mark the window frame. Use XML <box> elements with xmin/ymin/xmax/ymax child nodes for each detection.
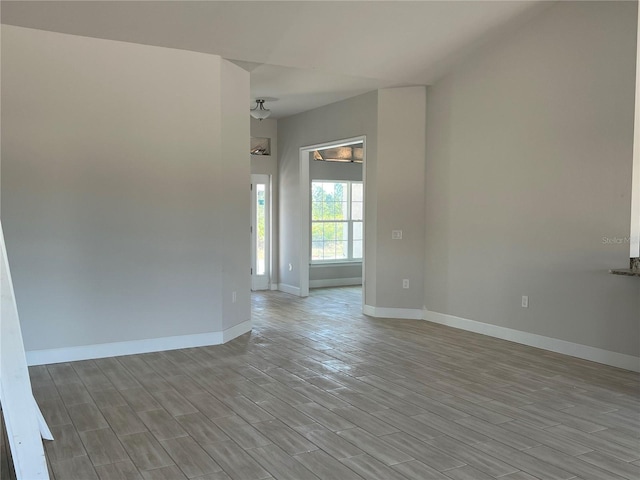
<box><xmin>310</xmin><ymin>180</ymin><xmax>363</xmax><ymax>264</ymax></box>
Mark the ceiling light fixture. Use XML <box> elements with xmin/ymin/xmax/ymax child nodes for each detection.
<box><xmin>250</xmin><ymin>99</ymin><xmax>271</xmax><ymax>121</ymax></box>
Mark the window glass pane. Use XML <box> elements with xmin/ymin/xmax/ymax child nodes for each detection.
<box><xmin>312</xmin><ymin>223</ymin><xmax>323</xmax><ymax>242</ymax></box>
<box><xmin>353</xmin><ymin>240</ymin><xmax>363</xmax><ymax>259</ymax></box>
<box><xmin>326</xmin><ymin>241</ymin><xmax>335</xmax><ymax>260</ymax></box>
<box><xmin>312</xmin><ymin>241</ymin><xmax>323</xmax><ymax>260</ymax></box>
<box><xmin>339</xmin><ymin>201</ymin><xmax>348</xmax><ymax>219</ymax></box>
<box><xmin>312</xmin><ymin>202</ymin><xmax>322</xmax><ymax>220</ymax></box>
<box><xmin>333</xmin><ymin>182</ymin><xmax>346</xmax><ymax>202</ymax></box>
<box><xmin>333</xmin><ymin>222</ymin><xmax>341</xmax><ymax>241</ymax></box>
<box><xmin>324</xmin><ymin>241</ymin><xmax>335</xmax><ymax>260</ymax></box>
<box><xmin>256</xmin><ymin>184</ymin><xmax>266</xmax><ymax>275</ymax></box>
<box><xmin>352</xmin><ymin>183</ymin><xmax>363</xmax><ymax>202</ymax></box>
<box><xmin>311</xmin><ymin>183</ymin><xmax>323</xmax><ymax>220</ymax></box>
<box><xmin>338</xmin><ymin>222</ymin><xmax>345</xmax><ymax>241</ymax></box>
<box><xmin>337</xmin><ymin>241</ymin><xmax>348</xmax><ymax>259</ymax></box>
<box><xmin>323</xmin><ymin>222</ymin><xmax>334</xmax><ymax>242</ymax></box>
<box><xmin>323</xmin><ymin>182</ymin><xmax>334</xmax><ymax>198</ymax></box>
<box><xmin>352</xmin><ymin>202</ymin><xmax>363</xmax><ymax>221</ymax></box>
<box><xmin>322</xmin><ymin>202</ymin><xmax>332</xmax><ymax>220</ymax></box>
<box><xmin>325</xmin><ymin>242</ymin><xmax>334</xmax><ymax>261</ymax></box>
<box><xmin>353</xmin><ymin>222</ymin><xmax>363</xmax><ymax>241</ymax></box>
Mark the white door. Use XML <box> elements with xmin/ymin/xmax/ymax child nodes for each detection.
<box><xmin>251</xmin><ymin>174</ymin><xmax>270</xmax><ymax>291</ymax></box>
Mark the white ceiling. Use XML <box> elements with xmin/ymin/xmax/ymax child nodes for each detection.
<box><xmin>1</xmin><ymin>1</ymin><xmax>546</xmax><ymax>118</ymax></box>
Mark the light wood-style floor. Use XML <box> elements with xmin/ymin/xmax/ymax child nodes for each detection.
<box><xmin>29</xmin><ymin>286</ymin><xmax>639</xmax><ymax>480</ymax></box>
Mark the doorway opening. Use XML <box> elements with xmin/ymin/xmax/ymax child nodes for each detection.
<box><xmin>298</xmin><ymin>136</ymin><xmax>366</xmax><ymax>309</ymax></box>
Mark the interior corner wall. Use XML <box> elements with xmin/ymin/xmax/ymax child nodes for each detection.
<box><xmin>375</xmin><ymin>87</ymin><xmax>427</xmax><ymax>310</ymax></box>
<box><xmin>424</xmin><ymin>1</ymin><xmax>640</xmax><ymax>358</ymax></box>
<box><xmin>277</xmin><ymin>92</ymin><xmax>378</xmax><ymax>303</ymax></box>
<box><xmin>1</xmin><ymin>26</ymin><xmax>250</xmax><ymax>360</ymax></box>
<box><xmin>250</xmin><ymin>117</ymin><xmax>279</xmax><ymax>287</ymax></box>
<box><xmin>220</xmin><ymin>60</ymin><xmax>251</xmax><ymax>330</ymax></box>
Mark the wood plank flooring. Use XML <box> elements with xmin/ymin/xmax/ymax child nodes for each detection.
<box><xmin>29</xmin><ymin>287</ymin><xmax>639</xmax><ymax>479</ymax></box>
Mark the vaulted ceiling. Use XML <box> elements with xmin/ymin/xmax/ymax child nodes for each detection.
<box><xmin>1</xmin><ymin>1</ymin><xmax>547</xmax><ymax>118</ymax></box>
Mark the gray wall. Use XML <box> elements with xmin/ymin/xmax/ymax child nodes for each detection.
<box><xmin>424</xmin><ymin>1</ymin><xmax>640</xmax><ymax>357</ymax></box>
<box><xmin>1</xmin><ymin>26</ymin><xmax>250</xmax><ymax>352</ymax></box>
<box><xmin>278</xmin><ymin>91</ymin><xmax>378</xmax><ymax>301</ymax></box>
<box><xmin>376</xmin><ymin>87</ymin><xmax>427</xmax><ymax>309</ymax></box>
<box><xmin>309</xmin><ymin>158</ymin><xmax>362</xmax><ymax>182</ymax></box>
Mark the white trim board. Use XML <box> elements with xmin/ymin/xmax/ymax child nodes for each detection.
<box><xmin>363</xmin><ymin>305</ymin><xmax>424</xmax><ymax>320</ymax></box>
<box><xmin>424</xmin><ymin>309</ymin><xmax>640</xmax><ymax>373</ymax></box>
<box><xmin>1</xmin><ymin>220</ymin><xmax>50</xmax><ymax>478</ymax></box>
<box><xmin>310</xmin><ymin>277</ymin><xmax>362</xmax><ymax>289</ymax></box>
<box><xmin>26</xmin><ymin>320</ymin><xmax>252</xmax><ymax>366</ymax></box>
<box><xmin>278</xmin><ymin>283</ymin><xmax>302</xmax><ymax>296</ymax></box>
<box><xmin>222</xmin><ymin>320</ymin><xmax>253</xmax><ymax>343</ymax></box>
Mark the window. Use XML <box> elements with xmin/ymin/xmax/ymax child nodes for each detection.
<box><xmin>311</xmin><ymin>180</ymin><xmax>363</xmax><ymax>262</ymax></box>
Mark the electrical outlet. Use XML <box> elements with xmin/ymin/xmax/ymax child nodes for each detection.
<box><xmin>392</xmin><ymin>230</ymin><xmax>403</xmax><ymax>240</ymax></box>
<box><xmin>403</xmin><ymin>279</ymin><xmax>410</xmax><ymax>289</ymax></box>
<box><xmin>522</xmin><ymin>295</ymin><xmax>528</xmax><ymax>308</ymax></box>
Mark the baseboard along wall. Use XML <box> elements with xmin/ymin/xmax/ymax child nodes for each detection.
<box><xmin>26</xmin><ymin>320</ymin><xmax>252</xmax><ymax>366</ymax></box>
<box><xmin>362</xmin><ymin>304</ymin><xmax>639</xmax><ymax>372</ymax></box>
<box><xmin>277</xmin><ymin>283</ymin><xmax>301</xmax><ymax>296</ymax></box>
<box><xmin>309</xmin><ymin>277</ymin><xmax>362</xmax><ymax>289</ymax></box>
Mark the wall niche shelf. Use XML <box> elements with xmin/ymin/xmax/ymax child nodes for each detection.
<box><xmin>251</xmin><ymin>137</ymin><xmax>271</xmax><ymax>156</ymax></box>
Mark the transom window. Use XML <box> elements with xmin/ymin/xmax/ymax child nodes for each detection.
<box><xmin>311</xmin><ymin>180</ymin><xmax>363</xmax><ymax>262</ymax></box>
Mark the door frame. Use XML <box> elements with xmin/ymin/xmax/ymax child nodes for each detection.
<box><xmin>298</xmin><ymin>135</ymin><xmax>367</xmax><ymax>303</ymax></box>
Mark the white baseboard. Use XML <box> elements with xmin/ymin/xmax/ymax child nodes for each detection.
<box><xmin>310</xmin><ymin>277</ymin><xmax>362</xmax><ymax>288</ymax></box>
<box><xmin>223</xmin><ymin>320</ymin><xmax>252</xmax><ymax>342</ymax></box>
<box><xmin>270</xmin><ymin>284</ymin><xmax>279</xmax><ymax>291</ymax></box>
<box><xmin>363</xmin><ymin>305</ymin><xmax>424</xmax><ymax>320</ymax></box>
<box><xmin>424</xmin><ymin>309</ymin><xmax>640</xmax><ymax>373</ymax></box>
<box><xmin>26</xmin><ymin>320</ymin><xmax>252</xmax><ymax>366</ymax></box>
<box><xmin>278</xmin><ymin>283</ymin><xmax>301</xmax><ymax>296</ymax></box>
